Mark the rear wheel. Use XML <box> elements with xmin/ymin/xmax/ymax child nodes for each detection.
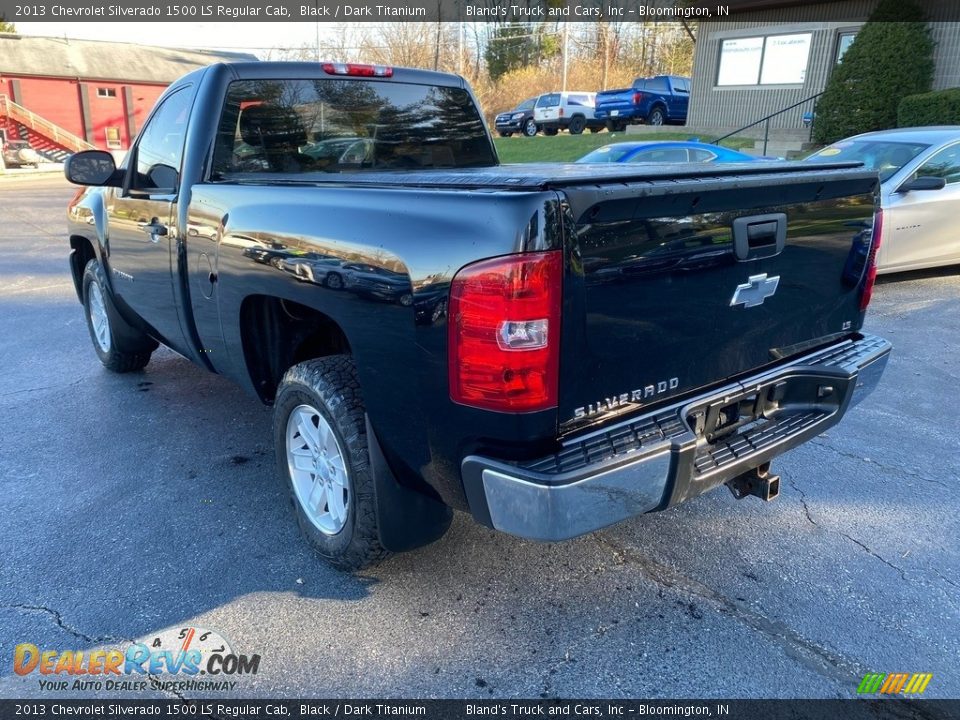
<box><xmin>568</xmin><ymin>116</ymin><xmax>586</xmax><ymax>135</ymax></box>
<box><xmin>82</xmin><ymin>259</ymin><xmax>155</xmax><ymax>373</ymax></box>
<box><xmin>648</xmin><ymin>107</ymin><xmax>666</xmax><ymax>126</ymax></box>
<box><xmin>274</xmin><ymin>356</ymin><xmax>390</xmax><ymax>571</ymax></box>
<box><xmin>523</xmin><ymin>118</ymin><xmax>538</xmax><ymax>137</ymax></box>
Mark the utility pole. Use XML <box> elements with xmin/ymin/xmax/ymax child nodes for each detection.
<box><xmin>562</xmin><ymin>24</ymin><xmax>569</xmax><ymax>92</ymax></box>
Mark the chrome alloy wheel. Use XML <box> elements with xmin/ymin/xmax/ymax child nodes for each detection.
<box><xmin>286</xmin><ymin>404</ymin><xmax>350</xmax><ymax>535</ymax></box>
<box><xmin>88</xmin><ymin>283</ymin><xmax>111</xmax><ymax>353</ymax></box>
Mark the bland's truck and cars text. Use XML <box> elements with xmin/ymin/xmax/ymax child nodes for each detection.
<box><xmin>64</xmin><ymin>61</ymin><xmax>890</xmax><ymax>570</ymax></box>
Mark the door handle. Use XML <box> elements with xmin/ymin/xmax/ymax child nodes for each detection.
<box><xmin>138</xmin><ymin>219</ymin><xmax>168</xmax><ymax>243</ymax></box>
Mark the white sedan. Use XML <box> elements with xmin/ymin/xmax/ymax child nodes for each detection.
<box><xmin>805</xmin><ymin>127</ymin><xmax>960</xmax><ymax>274</ymax></box>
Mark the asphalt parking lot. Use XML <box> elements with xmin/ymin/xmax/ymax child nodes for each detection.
<box><xmin>1</xmin><ymin>176</ymin><xmax>958</xmax><ymax>700</ymax></box>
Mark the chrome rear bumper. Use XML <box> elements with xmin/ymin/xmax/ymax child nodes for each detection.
<box><xmin>462</xmin><ymin>334</ymin><xmax>891</xmax><ymax>541</ymax></box>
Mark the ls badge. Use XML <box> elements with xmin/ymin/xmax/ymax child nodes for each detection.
<box><xmin>730</xmin><ymin>273</ymin><xmax>780</xmax><ymax>308</ymax></box>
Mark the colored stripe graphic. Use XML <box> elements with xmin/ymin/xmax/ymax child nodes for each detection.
<box><xmin>858</xmin><ymin>673</ymin><xmax>932</xmax><ymax>695</ymax></box>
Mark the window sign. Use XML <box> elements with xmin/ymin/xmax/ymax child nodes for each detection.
<box><xmin>717</xmin><ymin>33</ymin><xmax>812</xmax><ymax>86</ymax></box>
<box><xmin>717</xmin><ymin>37</ymin><xmax>763</xmax><ymax>86</ymax></box>
<box><xmin>760</xmin><ymin>34</ymin><xmax>812</xmax><ymax>84</ymax></box>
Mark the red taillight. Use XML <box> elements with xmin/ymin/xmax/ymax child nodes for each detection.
<box><xmin>632</xmin><ymin>91</ymin><xmax>643</xmax><ymax>105</ymax></box>
<box><xmin>860</xmin><ymin>208</ymin><xmax>883</xmax><ymax>311</ymax></box>
<box><xmin>449</xmin><ymin>251</ymin><xmax>562</xmax><ymax>413</ymax></box>
<box><xmin>321</xmin><ymin>62</ymin><xmax>393</xmax><ymax>77</ymax></box>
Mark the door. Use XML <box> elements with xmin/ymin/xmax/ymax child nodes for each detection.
<box><xmin>105</xmin><ymin>86</ymin><xmax>194</xmax><ymax>354</ymax></box>
<box><xmin>882</xmin><ymin>143</ymin><xmax>960</xmax><ymax>271</ymax></box>
<box><xmin>670</xmin><ymin>77</ymin><xmax>690</xmax><ymax>120</ymax></box>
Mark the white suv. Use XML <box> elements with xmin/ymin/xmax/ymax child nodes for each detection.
<box><xmin>533</xmin><ymin>92</ymin><xmax>604</xmax><ymax>135</ymax></box>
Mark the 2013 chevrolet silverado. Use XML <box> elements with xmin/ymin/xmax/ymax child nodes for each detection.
<box><xmin>64</xmin><ymin>61</ymin><xmax>891</xmax><ymax>570</ymax></box>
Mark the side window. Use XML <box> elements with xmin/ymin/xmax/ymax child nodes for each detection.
<box><xmin>631</xmin><ymin>148</ymin><xmax>690</xmax><ymax>163</ymax></box>
<box><xmin>132</xmin><ymin>88</ymin><xmax>192</xmax><ymax>192</ymax></box>
<box><xmin>915</xmin><ymin>145</ymin><xmax>960</xmax><ymax>184</ymax></box>
<box><xmin>689</xmin><ymin>148</ymin><xmax>717</xmax><ymax>163</ymax></box>
<box><xmin>646</xmin><ymin>78</ymin><xmax>669</xmax><ymax>93</ymax></box>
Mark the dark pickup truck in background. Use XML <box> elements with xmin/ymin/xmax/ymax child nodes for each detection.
<box><xmin>64</xmin><ymin>61</ymin><xmax>890</xmax><ymax>570</ymax></box>
<box><xmin>594</xmin><ymin>75</ymin><xmax>690</xmax><ymax>131</ymax></box>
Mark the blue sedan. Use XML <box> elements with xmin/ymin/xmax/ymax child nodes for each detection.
<box><xmin>576</xmin><ymin>141</ymin><xmax>759</xmax><ymax>164</ymax></box>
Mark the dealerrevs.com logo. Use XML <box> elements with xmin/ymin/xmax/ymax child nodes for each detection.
<box><xmin>14</xmin><ymin>626</ymin><xmax>261</xmax><ymax>693</ymax></box>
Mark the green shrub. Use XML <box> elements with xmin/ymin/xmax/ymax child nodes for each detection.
<box><xmin>813</xmin><ymin>0</ymin><xmax>934</xmax><ymax>144</ymax></box>
<box><xmin>898</xmin><ymin>88</ymin><xmax>960</xmax><ymax>127</ymax></box>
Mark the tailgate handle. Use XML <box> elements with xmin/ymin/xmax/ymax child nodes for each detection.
<box><xmin>733</xmin><ymin>213</ymin><xmax>786</xmax><ymax>261</ymax></box>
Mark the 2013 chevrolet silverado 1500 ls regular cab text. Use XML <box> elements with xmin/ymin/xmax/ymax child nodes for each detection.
<box><xmin>64</xmin><ymin>62</ymin><xmax>891</xmax><ymax>570</ymax></box>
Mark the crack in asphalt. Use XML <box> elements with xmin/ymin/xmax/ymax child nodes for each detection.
<box><xmin>787</xmin><ymin>476</ymin><xmax>819</xmax><ymax>528</ymax></box>
<box><xmin>4</xmin><ymin>604</ymin><xmax>125</xmax><ymax>645</ymax></box>
<box><xmin>4</xmin><ymin>603</ymin><xmax>191</xmax><ymax>704</ymax></box>
<box><xmin>588</xmin><ymin>535</ymin><xmax>863</xmax><ymax>688</ymax></box>
<box><xmin>809</xmin><ymin>439</ymin><xmax>950</xmax><ymax>491</ymax></box>
<box><xmin>0</xmin><ymin>377</ymin><xmax>85</xmax><ymax>400</ymax></box>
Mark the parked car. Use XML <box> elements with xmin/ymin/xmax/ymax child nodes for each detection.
<box><xmin>594</xmin><ymin>75</ymin><xmax>691</xmax><ymax>131</ymax></box>
<box><xmin>2</xmin><ymin>138</ymin><xmax>41</xmax><ymax>168</ymax></box>
<box><xmin>804</xmin><ymin>127</ymin><xmax>960</xmax><ymax>274</ymax></box>
<box><xmin>494</xmin><ymin>97</ymin><xmax>538</xmax><ymax>138</ymax></box>
<box><xmin>577</xmin><ymin>141</ymin><xmax>758</xmax><ymax>164</ymax></box>
<box><xmin>63</xmin><ymin>61</ymin><xmax>889</xmax><ymax>570</ymax></box>
<box><xmin>534</xmin><ymin>92</ymin><xmax>605</xmax><ymax>135</ymax></box>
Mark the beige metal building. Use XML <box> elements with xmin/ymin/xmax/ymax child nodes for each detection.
<box><xmin>687</xmin><ymin>0</ymin><xmax>960</xmax><ymax>141</ymax></box>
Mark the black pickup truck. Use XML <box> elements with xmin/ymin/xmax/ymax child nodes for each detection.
<box><xmin>64</xmin><ymin>61</ymin><xmax>890</xmax><ymax>570</ymax></box>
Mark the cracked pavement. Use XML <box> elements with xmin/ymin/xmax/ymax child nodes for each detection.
<box><xmin>0</xmin><ymin>177</ymin><xmax>958</xmax><ymax>699</ymax></box>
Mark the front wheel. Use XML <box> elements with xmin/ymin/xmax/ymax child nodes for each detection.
<box><xmin>523</xmin><ymin>118</ymin><xmax>538</xmax><ymax>137</ymax></box>
<box><xmin>274</xmin><ymin>356</ymin><xmax>390</xmax><ymax>571</ymax></box>
<box><xmin>82</xmin><ymin>259</ymin><xmax>155</xmax><ymax>372</ymax></box>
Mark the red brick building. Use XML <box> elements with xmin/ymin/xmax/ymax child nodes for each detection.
<box><xmin>0</xmin><ymin>34</ymin><xmax>255</xmax><ymax>160</ymax></box>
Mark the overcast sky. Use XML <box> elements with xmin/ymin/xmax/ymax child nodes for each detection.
<box><xmin>15</xmin><ymin>22</ymin><xmax>336</xmax><ymax>56</ymax></box>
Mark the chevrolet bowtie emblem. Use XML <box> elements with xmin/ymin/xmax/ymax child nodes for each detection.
<box><xmin>730</xmin><ymin>273</ymin><xmax>780</xmax><ymax>308</ymax></box>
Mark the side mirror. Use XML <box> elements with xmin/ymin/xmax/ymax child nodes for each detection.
<box><xmin>64</xmin><ymin>150</ymin><xmax>120</xmax><ymax>187</ymax></box>
<box><xmin>897</xmin><ymin>175</ymin><xmax>946</xmax><ymax>193</ymax></box>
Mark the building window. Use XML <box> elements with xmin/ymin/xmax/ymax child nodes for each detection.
<box><xmin>105</xmin><ymin>127</ymin><xmax>122</xmax><ymax>150</ymax></box>
<box><xmin>716</xmin><ymin>33</ymin><xmax>812</xmax><ymax>86</ymax></box>
<box><xmin>97</xmin><ymin>88</ymin><xmax>117</xmax><ymax>98</ymax></box>
<box><xmin>836</xmin><ymin>32</ymin><xmax>857</xmax><ymax>64</ymax></box>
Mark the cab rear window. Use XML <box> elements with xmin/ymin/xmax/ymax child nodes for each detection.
<box><xmin>211</xmin><ymin>78</ymin><xmax>496</xmax><ymax>177</ymax></box>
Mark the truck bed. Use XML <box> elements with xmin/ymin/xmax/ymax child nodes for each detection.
<box><xmin>219</xmin><ymin>161</ymin><xmax>866</xmax><ymax>191</ymax></box>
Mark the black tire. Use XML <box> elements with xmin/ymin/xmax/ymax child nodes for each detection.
<box><xmin>606</xmin><ymin>119</ymin><xmax>626</xmax><ymax>133</ymax></box>
<box><xmin>82</xmin><ymin>259</ymin><xmax>154</xmax><ymax>373</ymax></box>
<box><xmin>568</xmin><ymin>116</ymin><xmax>586</xmax><ymax>135</ymax></box>
<box><xmin>274</xmin><ymin>356</ymin><xmax>390</xmax><ymax>571</ymax></box>
<box><xmin>648</xmin><ymin>107</ymin><xmax>666</xmax><ymax>126</ymax></box>
<box><xmin>544</xmin><ymin>127</ymin><xmax>559</xmax><ymax>136</ymax></box>
<box><xmin>498</xmin><ymin>131</ymin><xmax>512</xmax><ymax>138</ymax></box>
<box><xmin>523</xmin><ymin>118</ymin><xmax>538</xmax><ymax>137</ymax></box>
<box><xmin>325</xmin><ymin>272</ymin><xmax>344</xmax><ymax>290</ymax></box>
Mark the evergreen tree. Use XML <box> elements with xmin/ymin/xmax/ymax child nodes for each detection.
<box><xmin>813</xmin><ymin>0</ymin><xmax>934</xmax><ymax>144</ymax></box>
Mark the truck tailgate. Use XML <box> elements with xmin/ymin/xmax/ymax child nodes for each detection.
<box><xmin>557</xmin><ymin>166</ymin><xmax>879</xmax><ymax>431</ymax></box>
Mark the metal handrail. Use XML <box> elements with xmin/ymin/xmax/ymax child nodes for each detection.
<box><xmin>712</xmin><ymin>91</ymin><xmax>824</xmax><ymax>156</ymax></box>
<box><xmin>0</xmin><ymin>94</ymin><xmax>96</xmax><ymax>153</ymax></box>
